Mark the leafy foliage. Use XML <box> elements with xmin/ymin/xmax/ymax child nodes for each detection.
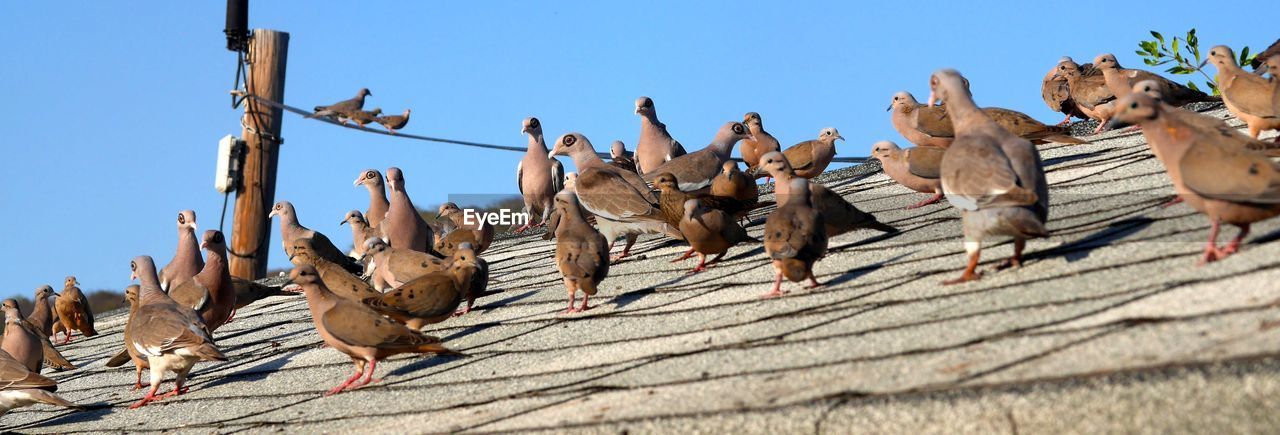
<box><xmin>1137</xmin><ymin>28</ymin><xmax>1255</xmax><ymax>95</ymax></box>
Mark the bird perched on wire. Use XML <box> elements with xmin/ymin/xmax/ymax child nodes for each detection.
<box><xmin>346</xmin><ymin>108</ymin><xmax>383</xmax><ymax>127</ymax></box>
<box><xmin>375</xmin><ymin>109</ymin><xmax>411</xmax><ymax>134</ymax></box>
<box><xmin>308</xmin><ymin>88</ymin><xmax>371</xmax><ymax>120</ymax></box>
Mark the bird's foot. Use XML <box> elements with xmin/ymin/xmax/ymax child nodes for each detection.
<box><xmin>1057</xmin><ymin>115</ymin><xmax>1072</xmax><ymax>126</ymax></box>
<box><xmin>1091</xmin><ymin>122</ymin><xmax>1107</xmax><ymax>135</ymax></box>
<box><xmin>805</xmin><ymin>278</ymin><xmax>822</xmax><ymax>289</ymax></box>
<box><xmin>324</xmin><ymin>385</ymin><xmax>347</xmax><ymax>396</ymax></box>
<box><xmin>512</xmin><ymin>223</ymin><xmax>534</xmax><ymax>234</ymax></box>
<box><xmin>158</xmin><ymin>386</ymin><xmax>187</xmax><ymax>399</ymax></box>
<box><xmin>609</xmin><ymin>253</ymin><xmax>629</xmax><ymax>264</ymax></box>
<box><xmin>688</xmin><ymin>265</ymin><xmax>707</xmax><ymax>274</ymax></box>
<box><xmin>994</xmin><ymin>257</ymin><xmax>1022</xmax><ymax>271</ymax></box>
<box><xmin>759</xmin><ymin>289</ymin><xmax>786</xmax><ymax>299</ymax></box>
<box><xmin>453</xmin><ymin>306</ymin><xmax>472</xmax><ymax>317</ymax></box>
<box><xmin>906</xmin><ymin>193</ymin><xmax>944</xmax><ymax>209</ymax></box>
<box><xmin>942</xmin><ymin>271</ymin><xmax>983</xmax><ymax>285</ymax></box>
<box><xmin>128</xmin><ymin>395</ymin><xmax>158</xmax><ymax>409</ymax></box>
<box><xmin>1159</xmin><ymin>196</ymin><xmax>1184</xmax><ymax>208</ymax></box>
<box><xmin>1122</xmin><ymin>125</ymin><xmax>1142</xmax><ymax>133</ymax></box>
<box><xmin>131</xmin><ymin>382</ymin><xmax>142</xmax><ymax>391</ymax></box>
<box><xmin>1199</xmin><ymin>246</ymin><xmax>1232</xmax><ymax>265</ymax></box>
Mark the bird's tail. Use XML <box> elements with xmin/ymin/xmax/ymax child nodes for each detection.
<box><xmin>866</xmin><ymin>220</ymin><xmax>899</xmax><ymax>234</ymax></box>
<box><xmin>416</xmin><ymin>342</ymin><xmax>465</xmax><ymax>357</ymax></box>
<box><xmin>192</xmin><ymin>343</ymin><xmax>228</xmax><ymax>362</ymax></box>
<box><xmin>42</xmin><ymin>341</ymin><xmax>76</xmax><ymax>371</ymax></box>
<box><xmin>1042</xmin><ymin>134</ymin><xmax>1087</xmax><ymax>145</ymax></box>
<box><xmin>104</xmin><ymin>349</ymin><xmax>132</xmax><ymax>368</ymax></box>
<box><xmin>24</xmin><ymin>389</ymin><xmax>82</xmax><ymax>410</ymax></box>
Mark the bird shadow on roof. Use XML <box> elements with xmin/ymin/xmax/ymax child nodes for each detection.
<box><xmin>1041</xmin><ymin>150</ymin><xmax>1109</xmax><ymax>168</ymax></box>
<box><xmin>443</xmin><ymin>321</ymin><xmax>500</xmax><ymax>341</ymax></box>
<box><xmin>477</xmin><ymin>289</ymin><xmax>539</xmax><ymax>312</ymax></box>
<box><xmin>1249</xmin><ymin>226</ymin><xmax>1280</xmax><ymax>245</ymax></box>
<box><xmin>198</xmin><ymin>349</ymin><xmax>310</xmax><ymax>390</ymax></box>
<box><xmin>824</xmin><ymin>251</ymin><xmax>916</xmax><ymax>287</ymax></box>
<box><xmin>6</xmin><ymin>402</ymin><xmax>115</xmax><ymax>432</ymax></box>
<box><xmin>1035</xmin><ymin>217</ymin><xmax>1156</xmax><ymax>263</ymax></box>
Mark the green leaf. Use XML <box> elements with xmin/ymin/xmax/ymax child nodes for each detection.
<box><xmin>1187</xmin><ymin>81</ymin><xmax>1199</xmax><ymax>92</ymax></box>
<box><xmin>1240</xmin><ymin>46</ymin><xmax>1250</xmax><ymax>65</ymax></box>
<box><xmin>1172</xmin><ymin>38</ymin><xmax>1180</xmax><ymax>55</ymax></box>
<box><xmin>1151</xmin><ymin>31</ymin><xmax>1164</xmax><ymax>43</ymax></box>
<box><xmin>1166</xmin><ymin>66</ymin><xmax>1184</xmax><ymax>74</ymax></box>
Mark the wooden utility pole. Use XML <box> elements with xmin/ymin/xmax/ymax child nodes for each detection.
<box><xmin>230</xmin><ymin>29</ymin><xmax>288</xmax><ymax>280</ymax></box>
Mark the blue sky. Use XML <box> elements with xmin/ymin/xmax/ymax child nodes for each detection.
<box><xmin>1</xmin><ymin>1</ymin><xmax>1274</xmax><ymax>298</ymax></box>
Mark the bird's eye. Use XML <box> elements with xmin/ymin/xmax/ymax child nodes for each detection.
<box><xmin>130</xmin><ymin>261</ymin><xmax>137</xmax><ymax>271</ymax></box>
<box><xmin>366</xmin><ymin>171</ymin><xmax>376</xmax><ymax>179</ymax></box>
<box><xmin>564</xmin><ymin>135</ymin><xmax>576</xmax><ymax>146</ymax></box>
<box><xmin>1130</xmin><ymin>102</ymin><xmax>1139</xmax><ymax>109</ymax></box>
<box><xmin>529</xmin><ymin>118</ymin><xmax>539</xmax><ymax>128</ymax></box>
<box><xmin>177</xmin><ymin>213</ymin><xmax>185</xmax><ymax>223</ymax></box>
<box><xmin>733</xmin><ymin>124</ymin><xmax>744</xmax><ymax>134</ymax></box>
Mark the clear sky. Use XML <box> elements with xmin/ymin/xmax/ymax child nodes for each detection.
<box><xmin>1</xmin><ymin>1</ymin><xmax>1274</xmax><ymax>298</ymax></box>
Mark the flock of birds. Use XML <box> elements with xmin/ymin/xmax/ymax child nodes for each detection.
<box><xmin>3</xmin><ymin>40</ymin><xmax>1280</xmax><ymax>423</ymax></box>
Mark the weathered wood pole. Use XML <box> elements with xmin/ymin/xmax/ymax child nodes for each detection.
<box><xmin>230</xmin><ymin>29</ymin><xmax>288</xmax><ymax>280</ymax></box>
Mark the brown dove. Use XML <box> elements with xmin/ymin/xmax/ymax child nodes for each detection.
<box><xmin>552</xmin><ymin>190</ymin><xmax>610</xmax><ymax>312</ymax></box>
<box><xmin>284</xmin><ymin>265</ymin><xmax>458</xmax><ymax>396</ymax></box>
<box><xmin>1053</xmin><ymin>58</ymin><xmax>1117</xmax><ymax>134</ymax></box>
<box><xmin>2</xmin><ymin>300</ymin><xmax>74</xmax><ymax>373</ymax></box>
<box><xmin>159</xmin><ymin>210</ymin><xmax>203</xmax><ymax>291</ymax></box>
<box><xmin>550</xmin><ymin>133</ymin><xmax>682</xmax><ymax>261</ymax></box>
<box><xmin>741</xmin><ymin>112</ymin><xmax>782</xmax><ymax>177</ymax></box>
<box><xmin>363</xmin><ymin>244</ymin><xmax>480</xmax><ymax>328</ymax></box>
<box><xmin>1250</xmin><ymin>39</ymin><xmax>1280</xmax><ymax>72</ymax></box>
<box><xmin>675</xmin><ymin>199</ymin><xmax>754</xmax><ymax>273</ymax></box>
<box><xmin>1107</xmin><ymin>92</ymin><xmax>1280</xmax><ymax>263</ymax></box>
<box><xmin>889</xmin><ymin>92</ymin><xmax>1087</xmax><ymax>146</ymax></box>
<box><xmin>270</xmin><ymin>200</ymin><xmax>363</xmax><ymax>273</ymax></box>
<box><xmin>643</xmin><ymin>122</ymin><xmax>754</xmax><ymax>191</ymax></box>
<box><xmin>0</xmin><ymin>349</ymin><xmax>81</xmax><ymax>416</ymax></box>
<box><xmin>354</xmin><ymin>169</ymin><xmax>390</xmax><ymax>229</ymax></box>
<box><xmin>341</xmin><ymin>210</ymin><xmax>381</xmax><ymax>259</ymax></box>
<box><xmin>346</xmin><ymin>108</ymin><xmax>382</xmax><ymax>127</ymax></box>
<box><xmin>710</xmin><ymin>161</ymin><xmax>761</xmax><ymax>220</ymax></box>
<box><xmin>762</xmin><ymin>178</ymin><xmax>828</xmax><ymax>298</ymax></box>
<box><xmin>375</xmin><ymin>109</ymin><xmax>411</xmax><ymax>134</ymax></box>
<box><xmin>516</xmin><ymin>117</ymin><xmax>565</xmax><ymax>233</ymax></box>
<box><xmin>53</xmin><ymin>276</ymin><xmax>96</xmax><ymax>343</ymax></box>
<box><xmin>383</xmin><ymin>167</ymin><xmax>435</xmax><ymax>253</ymax></box>
<box><xmin>104</xmin><ymin>284</ymin><xmax>150</xmax><ymax>390</ymax></box>
<box><xmin>634</xmin><ymin>96</ymin><xmax>687</xmax><ymax>174</ymax></box>
<box><xmin>780</xmin><ymin>127</ymin><xmax>844</xmax><ymax>179</ymax></box>
<box><xmin>362</xmin><ymin>237</ymin><xmax>446</xmax><ymax>291</ymax></box>
<box><xmin>609</xmin><ymin>141</ymin><xmax>640</xmax><ymax>174</ymax></box>
<box><xmin>126</xmin><ymin>256</ymin><xmax>227</xmax><ymax>408</ymax></box>
<box><xmin>757</xmin><ymin>152</ymin><xmax>897</xmax><ymax>236</ymax></box>
<box><xmin>309</xmin><ymin>88</ymin><xmax>371</xmax><ymax>119</ymax></box>
<box><xmin>25</xmin><ymin>286</ymin><xmax>57</xmax><ymax>338</ymax></box>
<box><xmin>869</xmin><ymin>141</ymin><xmax>945</xmax><ymax>209</ymax></box>
<box><xmin>1094</xmin><ymin>53</ymin><xmax>1214</xmax><ymax>105</ymax></box>
<box><xmin>1207</xmin><ymin>46</ymin><xmax>1280</xmax><ymax>139</ymax></box>
<box><xmin>1042</xmin><ymin>57</ymin><xmax>1090</xmax><ymax>124</ymax></box>
<box><xmin>435</xmin><ymin>202</ymin><xmax>495</xmax><ymax>255</ymax></box>
<box><xmin>167</xmin><ymin>230</ymin><xmax>236</xmax><ymax>333</ymax></box>
<box><xmin>287</xmin><ymin>238</ymin><xmax>382</xmax><ymax>303</ymax></box>
<box><xmin>931</xmin><ymin>69</ymin><xmax>1049</xmax><ymax>284</ymax></box>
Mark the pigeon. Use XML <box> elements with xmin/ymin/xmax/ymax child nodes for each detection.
<box><xmin>552</xmin><ymin>190</ymin><xmax>610</xmax><ymax>313</ymax></box>
<box><xmin>25</xmin><ymin>286</ymin><xmax>57</xmax><ymax>339</ymax></box>
<box><xmin>676</xmin><ymin>199</ymin><xmax>754</xmax><ymax>273</ymax></box>
<box><xmin>869</xmin><ymin>141</ymin><xmax>945</xmax><ymax>209</ymax></box>
<box><xmin>757</xmin><ymin>152</ymin><xmax>897</xmax><ymax>236</ymax></box>
<box><xmin>1042</xmin><ymin>57</ymin><xmax>1090</xmax><ymax>124</ymax></box>
<box><xmin>709</xmin><ymin>161</ymin><xmax>762</xmax><ymax>222</ymax></box>
<box><xmin>354</xmin><ymin>169</ymin><xmax>390</xmax><ymax>229</ymax></box>
<box><xmin>549</xmin><ymin>133</ymin><xmax>682</xmax><ymax>261</ymax></box>
<box><xmin>1094</xmin><ymin>53</ymin><xmax>1214</xmax><ymax>105</ymax></box>
<box><xmin>167</xmin><ymin>230</ymin><xmax>236</xmax><ymax>333</ymax></box>
<box><xmin>340</xmin><ymin>210</ymin><xmax>380</xmax><ymax>259</ymax></box>
<box><xmin>382</xmin><ymin>167</ymin><xmax>435</xmax><ymax>253</ymax></box>
<box><xmin>269</xmin><ymin>201</ymin><xmax>363</xmax><ymax>273</ymax></box>
<box><xmin>634</xmin><ymin>96</ymin><xmax>687</xmax><ymax>174</ymax></box>
<box><xmin>103</xmin><ymin>285</ymin><xmax>149</xmax><ymax>390</ymax></box>
<box><xmin>931</xmin><ymin>69</ymin><xmax>1049</xmax><ymax>284</ymax></box>
<box><xmin>515</xmin><ymin>117</ymin><xmax>565</xmax><ymax>233</ymax></box>
<box><xmin>362</xmin><ymin>244</ymin><xmax>480</xmax><ymax>328</ymax></box>
<box><xmin>309</xmin><ymin>88</ymin><xmax>371</xmax><ymax>119</ymax></box>
<box><xmin>1107</xmin><ymin>92</ymin><xmax>1280</xmax><ymax>263</ymax></box>
<box><xmin>609</xmin><ymin>141</ymin><xmax>640</xmax><ymax>174</ymax></box>
<box><xmin>1206</xmin><ymin>46</ymin><xmax>1280</xmax><ymax>139</ymax></box>
<box><xmin>346</xmin><ymin>108</ymin><xmax>382</xmax><ymax>127</ymax></box>
<box><xmin>125</xmin><ymin>256</ymin><xmax>226</xmax><ymax>408</ymax></box>
<box><xmin>284</xmin><ymin>265</ymin><xmax>458</xmax><ymax>396</ymax></box>
<box><xmin>0</xmin><ymin>349</ymin><xmax>81</xmax><ymax>416</ymax></box>
<box><xmin>642</xmin><ymin>121</ymin><xmax>754</xmax><ymax>191</ymax></box>
<box><xmin>1053</xmin><ymin>58</ymin><xmax>1117</xmax><ymax>134</ymax></box>
<box><xmin>286</xmin><ymin>238</ymin><xmax>382</xmax><ymax>303</ymax></box>
<box><xmin>740</xmin><ymin>112</ymin><xmax>782</xmax><ymax>177</ymax></box>
<box><xmin>435</xmin><ymin>203</ymin><xmax>494</xmax><ymax>255</ymax></box>
<box><xmin>889</xmin><ymin>92</ymin><xmax>1086</xmax><ymax>146</ymax></box>
<box><xmin>762</xmin><ymin>178</ymin><xmax>828</xmax><ymax>298</ymax></box>
<box><xmin>375</xmin><ymin>109</ymin><xmax>411</xmax><ymax>134</ymax></box>
<box><xmin>159</xmin><ymin>210</ymin><xmax>203</xmax><ymax>291</ymax></box>
<box><xmin>1</xmin><ymin>300</ymin><xmax>74</xmax><ymax>373</ymax></box>
<box><xmin>364</xmin><ymin>237</ymin><xmax>490</xmax><ymax>316</ymax></box>
<box><xmin>780</xmin><ymin>127</ymin><xmax>844</xmax><ymax>179</ymax></box>
<box><xmin>53</xmin><ymin>276</ymin><xmax>96</xmax><ymax>344</ymax></box>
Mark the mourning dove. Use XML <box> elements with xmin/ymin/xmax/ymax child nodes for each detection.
<box><xmin>609</xmin><ymin>141</ymin><xmax>640</xmax><ymax>174</ymax></box>
<box><xmin>1094</xmin><ymin>53</ymin><xmax>1214</xmax><ymax>106</ymax></box>
<box><xmin>354</xmin><ymin>169</ymin><xmax>390</xmax><ymax>229</ymax></box>
<box><xmin>780</xmin><ymin>127</ymin><xmax>844</xmax><ymax>179</ymax></box>
<box><xmin>552</xmin><ymin>190</ymin><xmax>610</xmax><ymax>312</ymax></box>
<box><xmin>740</xmin><ymin>112</ymin><xmax>782</xmax><ymax>177</ymax></box>
<box><xmin>634</xmin><ymin>96</ymin><xmax>687</xmax><ymax>174</ymax></box>
<box><xmin>515</xmin><ymin>117</ymin><xmax>565</xmax><ymax>233</ymax></box>
<box><xmin>1052</xmin><ymin>58</ymin><xmax>1117</xmax><ymax>134</ymax></box>
<box><xmin>53</xmin><ymin>276</ymin><xmax>96</xmax><ymax>344</ymax></box>
<box><xmin>362</xmin><ymin>244</ymin><xmax>480</xmax><ymax>328</ymax></box>
<box><xmin>1107</xmin><ymin>92</ymin><xmax>1280</xmax><ymax>263</ymax></box>
<box><xmin>709</xmin><ymin>161</ymin><xmax>762</xmax><ymax>221</ymax></box>
<box><xmin>1250</xmin><ymin>39</ymin><xmax>1280</xmax><ymax>73</ymax></box>
<box><xmin>158</xmin><ymin>210</ymin><xmax>203</xmax><ymax>291</ymax></box>
<box><xmin>869</xmin><ymin>141</ymin><xmax>945</xmax><ymax>209</ymax></box>
<box><xmin>549</xmin><ymin>133</ymin><xmax>682</xmax><ymax>261</ymax></box>
<box><xmin>270</xmin><ymin>201</ymin><xmax>363</xmax><ymax>273</ymax></box>
<box><xmin>2</xmin><ymin>300</ymin><xmax>74</xmax><ymax>373</ymax></box>
<box><xmin>25</xmin><ymin>286</ymin><xmax>57</xmax><ymax>339</ymax></box>
<box><xmin>309</xmin><ymin>88</ymin><xmax>371</xmax><ymax>119</ymax></box>
<box><xmin>642</xmin><ymin>122</ymin><xmax>753</xmax><ymax>191</ymax></box>
<box><xmin>1207</xmin><ymin>46</ymin><xmax>1280</xmax><ymax>139</ymax></box>
<box><xmin>1133</xmin><ymin>80</ymin><xmax>1280</xmax><ymax>161</ymax></box>
<box><xmin>757</xmin><ymin>152</ymin><xmax>897</xmax><ymax>236</ymax></box>
<box><xmin>167</xmin><ymin>230</ymin><xmax>236</xmax><ymax>333</ymax></box>
<box><xmin>104</xmin><ymin>285</ymin><xmax>149</xmax><ymax>391</ymax></box>
<box><xmin>362</xmin><ymin>237</ymin><xmax>447</xmax><ymax>291</ymax></box>
<box><xmin>762</xmin><ymin>178</ymin><xmax>828</xmax><ymax>298</ymax></box>
<box><xmin>1042</xmin><ymin>57</ymin><xmax>1090</xmax><ymax>124</ymax></box>
<box><xmin>435</xmin><ymin>203</ymin><xmax>494</xmax><ymax>255</ymax></box>
<box><xmin>126</xmin><ymin>256</ymin><xmax>227</xmax><ymax>408</ymax></box>
<box><xmin>654</xmin><ymin>170</ymin><xmax>764</xmax><ymax>237</ymax></box>
<box><xmin>375</xmin><ymin>109</ymin><xmax>411</xmax><ymax>134</ymax></box>
<box><xmin>675</xmin><ymin>199</ymin><xmax>754</xmax><ymax>273</ymax></box>
<box><xmin>284</xmin><ymin>265</ymin><xmax>458</xmax><ymax>396</ymax></box>
<box><xmin>0</xmin><ymin>349</ymin><xmax>81</xmax><ymax>416</ymax></box>
<box><xmin>889</xmin><ymin>92</ymin><xmax>1086</xmax><ymax>146</ymax></box>
<box><xmin>286</xmin><ymin>238</ymin><xmax>382</xmax><ymax>303</ymax></box>
<box><xmin>346</xmin><ymin>108</ymin><xmax>382</xmax><ymax>127</ymax></box>
<box><xmin>931</xmin><ymin>69</ymin><xmax>1049</xmax><ymax>284</ymax></box>
<box><xmin>382</xmin><ymin>167</ymin><xmax>435</xmax><ymax>253</ymax></box>
<box><xmin>341</xmin><ymin>210</ymin><xmax>380</xmax><ymax>259</ymax></box>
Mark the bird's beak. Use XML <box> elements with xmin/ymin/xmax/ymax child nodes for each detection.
<box><xmin>521</xmin><ymin>127</ymin><xmax>529</xmax><ymax>135</ymax></box>
<box><xmin>282</xmin><ymin>283</ymin><xmax>303</xmax><ymax>293</ymax></box>
<box><xmin>634</xmin><ymin>107</ymin><xmax>641</xmax><ymax>114</ymax></box>
<box><xmin>339</xmin><ymin>219</ymin><xmax>348</xmax><ymax>226</ymax></box>
<box><xmin>836</xmin><ymin>135</ymin><xmax>845</xmax><ymax>142</ymax></box>
<box><xmin>886</xmin><ymin>104</ymin><xmax>892</xmax><ymax>112</ymax></box>
<box><xmin>434</xmin><ymin>212</ymin><xmax>444</xmax><ymax>219</ymax></box>
<box><xmin>926</xmin><ymin>91</ymin><xmax>937</xmax><ymax>107</ymax></box>
<box><xmin>1104</xmin><ymin>119</ymin><xmax>1130</xmax><ymax>130</ymax></box>
<box><xmin>267</xmin><ymin>209</ymin><xmax>279</xmax><ymax>219</ymax></box>
<box><xmin>353</xmin><ymin>177</ymin><xmax>363</xmax><ymax>187</ymax></box>
<box><xmin>201</xmin><ymin>241</ymin><xmax>208</xmax><ymax>249</ymax></box>
<box><xmin>52</xmin><ymin>291</ymin><xmax>61</xmax><ymax>297</ymax></box>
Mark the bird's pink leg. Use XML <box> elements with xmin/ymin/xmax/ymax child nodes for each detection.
<box><xmin>906</xmin><ymin>192</ymin><xmax>945</xmax><ymax>209</ymax></box>
<box><xmin>513</xmin><ymin>222</ymin><xmax>535</xmax><ymax>234</ymax></box>
<box><xmin>353</xmin><ymin>359</ymin><xmax>381</xmax><ymax>388</ymax></box>
<box><xmin>1199</xmin><ymin>220</ymin><xmax>1226</xmax><ymax>265</ymax></box>
<box><xmin>129</xmin><ymin>385</ymin><xmax>162</xmax><ymax>409</ymax></box>
<box><xmin>578</xmin><ymin>294</ymin><xmax>591</xmax><ymax>312</ymax></box>
<box><xmin>454</xmin><ymin>297</ymin><xmax>474</xmax><ymax>316</ymax></box>
<box><xmin>225</xmin><ymin>307</ymin><xmax>237</xmax><ymax>323</ymax></box>
<box><xmin>1057</xmin><ymin>114</ymin><xmax>1072</xmax><ymax>126</ymax></box>
<box><xmin>1221</xmin><ymin>224</ymin><xmax>1250</xmax><ymax>256</ymax></box>
<box><xmin>563</xmin><ymin>291</ymin><xmax>579</xmax><ymax>314</ymax></box>
<box><xmin>996</xmin><ymin>239</ymin><xmax>1026</xmax><ymax>270</ymax></box>
<box><xmin>326</xmin><ymin>367</ymin><xmax>365</xmax><ymax>396</ymax></box>
<box><xmin>689</xmin><ymin>253</ymin><xmax>709</xmax><ymax>273</ymax></box>
<box><xmin>705</xmin><ymin>252</ymin><xmax>726</xmax><ymax>267</ymax></box>
<box><xmin>1159</xmin><ymin>196</ymin><xmax>1184</xmax><ymax>208</ymax></box>
<box><xmin>610</xmin><ymin>236</ymin><xmax>638</xmax><ymax>262</ymax></box>
<box><xmin>943</xmin><ymin>251</ymin><xmax>983</xmax><ymax>285</ymax></box>
<box><xmin>62</xmin><ymin>332</ymin><xmax>71</xmax><ymax>344</ymax></box>
<box><xmin>670</xmin><ymin>247</ymin><xmax>695</xmax><ymax>262</ymax></box>
<box><xmin>805</xmin><ymin>272</ymin><xmax>822</xmax><ymax>289</ymax></box>
<box><xmin>761</xmin><ymin>272</ymin><xmax>785</xmax><ymax>298</ymax></box>
<box><xmin>133</xmin><ymin>368</ymin><xmax>143</xmax><ymax>391</ymax></box>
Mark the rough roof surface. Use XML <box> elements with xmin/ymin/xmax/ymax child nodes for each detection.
<box><xmin>5</xmin><ymin>107</ymin><xmax>1280</xmax><ymax>434</ymax></box>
